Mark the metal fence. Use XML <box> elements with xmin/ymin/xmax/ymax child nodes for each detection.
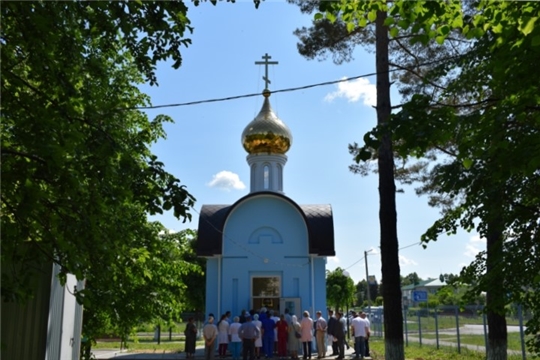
<box><xmin>367</xmin><ymin>305</ymin><xmax>532</xmax><ymax>359</ymax></box>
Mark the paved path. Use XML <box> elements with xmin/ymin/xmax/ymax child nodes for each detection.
<box><xmin>434</xmin><ymin>324</ymin><xmax>524</xmax><ymax>336</ymax></box>
<box><xmin>93</xmin><ymin>342</ymin><xmax>370</xmax><ymax>360</ymax></box>
<box><xmin>93</xmin><ymin>325</ymin><xmax>529</xmax><ymax>359</ymax></box>
<box><xmin>93</xmin><ymin>348</ymin><xmax>184</xmax><ymax>359</ymax></box>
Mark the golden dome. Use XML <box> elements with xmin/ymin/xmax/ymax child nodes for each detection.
<box><xmin>242</xmin><ymin>95</ymin><xmax>292</xmax><ymax>155</ymax></box>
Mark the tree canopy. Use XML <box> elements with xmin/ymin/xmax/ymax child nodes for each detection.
<box><xmin>1</xmin><ymin>0</ymin><xmax>204</xmax><ymax>343</ymax></box>
<box><xmin>326</xmin><ymin>268</ymin><xmax>356</xmax><ymax>312</ymax></box>
<box><xmin>82</xmin><ymin>228</ymin><xmax>202</xmax><ymax>345</ymax></box>
<box><xmin>391</xmin><ymin>3</ymin><xmax>540</xmax><ymax>354</ymax></box>
<box><xmin>319</xmin><ymin>0</ymin><xmax>540</xmax><ymax>356</ymax></box>
<box><xmin>401</xmin><ymin>272</ymin><xmax>421</xmax><ymax>286</ymax></box>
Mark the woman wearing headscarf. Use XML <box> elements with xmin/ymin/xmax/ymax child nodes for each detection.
<box><xmin>252</xmin><ymin>313</ymin><xmax>263</xmax><ymax>359</ymax></box>
<box><xmin>300</xmin><ymin>311</ymin><xmax>313</xmax><ymax>360</ymax></box>
<box><xmin>288</xmin><ymin>315</ymin><xmax>301</xmax><ymax>360</ymax></box>
<box><xmin>217</xmin><ymin>314</ymin><xmax>230</xmax><ymax>358</ymax></box>
<box><xmin>228</xmin><ymin>316</ymin><xmax>242</xmax><ymax>360</ymax></box>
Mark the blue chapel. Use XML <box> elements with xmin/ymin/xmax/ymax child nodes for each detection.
<box><xmin>196</xmin><ymin>56</ymin><xmax>335</xmax><ymax>319</ymax></box>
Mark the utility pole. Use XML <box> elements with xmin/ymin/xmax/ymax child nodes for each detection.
<box><xmin>342</xmin><ymin>270</ymin><xmax>350</xmax><ymax>339</ymax></box>
<box><xmin>365</xmin><ymin>250</ymin><xmax>372</xmax><ymax>319</ymax></box>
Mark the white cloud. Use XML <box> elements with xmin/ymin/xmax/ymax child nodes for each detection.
<box><xmin>464</xmin><ymin>243</ymin><xmax>481</xmax><ymax>258</ymax></box>
<box><xmin>207</xmin><ymin>170</ymin><xmax>246</xmax><ymax>191</ymax></box>
<box><xmin>329</xmin><ymin>256</ymin><xmax>340</xmax><ymax>264</ymax></box>
<box><xmin>470</xmin><ymin>234</ymin><xmax>486</xmax><ymax>243</ymax></box>
<box><xmin>464</xmin><ymin>234</ymin><xmax>485</xmax><ymax>258</ymax></box>
<box><xmin>368</xmin><ymin>246</ymin><xmax>380</xmax><ymax>255</ymax></box>
<box><xmin>324</xmin><ymin>77</ymin><xmax>377</xmax><ymax>107</ymax></box>
<box><xmin>158</xmin><ymin>229</ymin><xmax>179</xmax><ymax>235</ymax></box>
<box><xmin>399</xmin><ymin>255</ymin><xmax>418</xmax><ymax>266</ymax></box>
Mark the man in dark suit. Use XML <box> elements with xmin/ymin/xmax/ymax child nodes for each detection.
<box><xmin>327</xmin><ymin>309</ymin><xmax>338</xmax><ymax>356</ymax></box>
<box><xmin>331</xmin><ymin>312</ymin><xmax>346</xmax><ymax>360</ymax></box>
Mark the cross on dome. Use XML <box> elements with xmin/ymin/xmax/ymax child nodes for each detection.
<box><xmin>255</xmin><ymin>53</ymin><xmax>278</xmax><ymax>91</ymax></box>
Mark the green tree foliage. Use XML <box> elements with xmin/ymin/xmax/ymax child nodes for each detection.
<box><xmin>312</xmin><ymin>1</ymin><xmax>540</xmax><ymax>358</ymax></box>
<box><xmin>326</xmin><ymin>268</ymin><xmax>356</xmax><ymax>312</ymax></box>
<box><xmin>355</xmin><ymin>280</ymin><xmax>367</xmax><ymax>306</ymax></box>
<box><xmin>401</xmin><ymin>272</ymin><xmax>422</xmax><ymax>286</ymax></box>
<box><xmin>1</xmin><ymin>0</ymin><xmax>202</xmax><ymax>346</ymax></box>
<box><xmin>439</xmin><ymin>273</ymin><xmax>458</xmax><ymax>284</ymax></box>
<box><xmin>368</xmin><ymin>281</ymin><xmax>380</xmax><ymax>302</ymax></box>
<box><xmin>289</xmin><ymin>2</ymin><xmax>477</xmax><ymax>358</ymax></box>
<box><xmin>290</xmin><ymin>0</ymin><xmax>469</xmax><ymax>194</ymax></box>
<box><xmin>396</xmin><ymin>3</ymin><xmax>539</xmax><ymax>357</ymax></box>
<box><xmin>426</xmin><ymin>294</ymin><xmax>440</xmax><ymax>309</ymax></box>
<box><xmin>435</xmin><ymin>286</ymin><xmax>459</xmax><ymax>306</ymax></box>
<box><xmin>82</xmin><ymin>228</ymin><xmax>202</xmax><ymax>347</ymax></box>
<box><xmin>430</xmin><ymin>285</ymin><xmax>485</xmax><ymax>307</ymax></box>
<box><xmin>1</xmin><ymin>0</ymin><xmax>195</xmax><ymax>303</ymax></box>
<box><xmin>304</xmin><ymin>2</ymin><xmax>426</xmax><ymax>357</ymax></box>
<box><xmin>342</xmin><ymin>1</ymin><xmax>540</xmax><ymax>357</ymax></box>
<box><xmin>179</xmin><ymin>232</ymin><xmax>206</xmax><ymax>313</ymax></box>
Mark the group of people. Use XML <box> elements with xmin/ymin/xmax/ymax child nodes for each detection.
<box><xmin>188</xmin><ymin>308</ymin><xmax>371</xmax><ymax>360</ymax></box>
<box><xmin>314</xmin><ymin>310</ymin><xmax>369</xmax><ymax>360</ymax></box>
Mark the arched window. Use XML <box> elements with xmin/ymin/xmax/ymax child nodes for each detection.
<box><xmin>263</xmin><ymin>164</ymin><xmax>270</xmax><ymax>189</ymax></box>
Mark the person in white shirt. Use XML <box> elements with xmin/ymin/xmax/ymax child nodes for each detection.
<box><xmin>229</xmin><ymin>316</ymin><xmax>243</xmax><ymax>360</ymax></box>
<box><xmin>203</xmin><ymin>316</ymin><xmax>219</xmax><ymax>360</ymax></box>
<box><xmin>217</xmin><ymin>314</ymin><xmax>230</xmax><ymax>358</ymax></box>
<box><xmin>359</xmin><ymin>312</ymin><xmax>371</xmax><ymax>357</ymax></box>
<box><xmin>350</xmin><ymin>313</ymin><xmax>369</xmax><ymax>359</ymax></box>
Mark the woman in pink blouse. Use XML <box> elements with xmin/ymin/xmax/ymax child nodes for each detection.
<box><xmin>300</xmin><ymin>311</ymin><xmax>313</xmax><ymax>360</ymax></box>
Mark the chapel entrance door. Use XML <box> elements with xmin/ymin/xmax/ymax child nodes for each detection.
<box><xmin>280</xmin><ymin>298</ymin><xmax>301</xmax><ymax>318</ymax></box>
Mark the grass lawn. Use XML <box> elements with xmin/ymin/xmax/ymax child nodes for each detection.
<box><xmin>369</xmin><ymin>339</ymin><xmax>525</xmax><ymax>360</ymax></box>
<box><xmin>93</xmin><ymin>322</ymin><xmax>194</xmax><ymax>352</ymax></box>
<box><xmin>93</xmin><ymin>338</ymin><xmax>205</xmax><ymax>353</ymax></box>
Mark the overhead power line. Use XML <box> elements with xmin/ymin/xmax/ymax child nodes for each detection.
<box><xmin>126</xmin><ymin>70</ymin><xmax>384</xmax><ymax>111</ymax></box>
<box><xmin>344</xmin><ymin>256</ymin><xmax>366</xmax><ymax>271</ymax></box>
<box><xmin>120</xmin><ymin>56</ymin><xmax>459</xmax><ymax>111</ymax></box>
<box><xmin>343</xmin><ymin>241</ymin><xmax>422</xmax><ymax>271</ymax></box>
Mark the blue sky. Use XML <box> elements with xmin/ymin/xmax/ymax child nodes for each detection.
<box><xmin>143</xmin><ymin>1</ymin><xmax>485</xmax><ymax>286</ymax></box>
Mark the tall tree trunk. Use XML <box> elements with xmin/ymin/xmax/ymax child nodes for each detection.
<box><xmin>486</xmin><ymin>218</ymin><xmax>508</xmax><ymax>360</ymax></box>
<box><xmin>483</xmin><ymin>123</ymin><xmax>508</xmax><ymax>360</ymax></box>
<box><xmin>376</xmin><ymin>9</ymin><xmax>404</xmax><ymax>360</ymax></box>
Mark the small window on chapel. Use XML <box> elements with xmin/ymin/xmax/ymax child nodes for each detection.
<box><xmin>252</xmin><ymin>277</ymin><xmax>280</xmax><ymax>297</ymax></box>
<box><xmin>263</xmin><ymin>165</ymin><xmax>270</xmax><ymax>189</ymax></box>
